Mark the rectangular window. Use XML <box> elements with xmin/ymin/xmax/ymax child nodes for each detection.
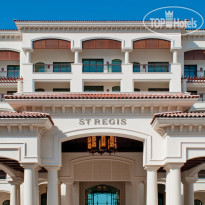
<box><xmin>53</xmin><ymin>62</ymin><xmax>71</xmax><ymax>72</ymax></box>
<box><xmin>53</xmin><ymin>88</ymin><xmax>70</xmax><ymax>92</ymax></box>
<box><xmin>7</xmin><ymin>91</ymin><xmax>17</xmax><ymax>95</ymax></box>
<box><xmin>148</xmin><ymin>88</ymin><xmax>169</xmax><ymax>91</ymax></box>
<box><xmin>7</xmin><ymin>65</ymin><xmax>19</xmax><ymax>78</ymax></box>
<box><xmin>184</xmin><ymin>65</ymin><xmax>197</xmax><ymax>77</ymax></box>
<box><xmin>84</xmin><ymin>86</ymin><xmax>104</xmax><ymax>92</ymax></box>
<box><xmin>82</xmin><ymin>59</ymin><xmax>104</xmax><ymax>72</ymax></box>
<box><xmin>148</xmin><ymin>62</ymin><xmax>169</xmax><ymax>72</ymax></box>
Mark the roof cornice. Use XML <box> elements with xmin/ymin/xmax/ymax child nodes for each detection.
<box><xmin>14</xmin><ymin>20</ymin><xmax>187</xmax><ymax>33</ymax></box>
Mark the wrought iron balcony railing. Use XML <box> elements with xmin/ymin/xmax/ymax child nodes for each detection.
<box><xmin>33</xmin><ymin>64</ymin><xmax>71</xmax><ymax>73</ymax></box>
<box><xmin>133</xmin><ymin>64</ymin><xmax>170</xmax><ymax>72</ymax></box>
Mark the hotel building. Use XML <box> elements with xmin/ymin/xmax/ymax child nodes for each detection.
<box><xmin>0</xmin><ymin>20</ymin><xmax>204</xmax><ymax>205</ymax></box>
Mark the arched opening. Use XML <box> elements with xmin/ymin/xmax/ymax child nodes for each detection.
<box><xmin>33</xmin><ymin>39</ymin><xmax>71</xmax><ymax>49</ymax></box>
<box><xmin>194</xmin><ymin>199</ymin><xmax>203</xmax><ymax>205</ymax></box>
<box><xmin>2</xmin><ymin>200</ymin><xmax>10</xmax><ymax>205</ymax></box>
<box><xmin>0</xmin><ymin>170</ymin><xmax>6</xmax><ymax>179</ymax></box>
<box><xmin>32</xmin><ymin>39</ymin><xmax>73</xmax><ymax>74</ymax></box>
<box><xmin>111</xmin><ymin>59</ymin><xmax>122</xmax><ymax>72</ymax></box>
<box><xmin>85</xmin><ymin>184</ymin><xmax>120</xmax><ymax>205</ymax></box>
<box><xmin>0</xmin><ymin>50</ymin><xmax>20</xmax><ymax>78</ymax></box>
<box><xmin>112</xmin><ymin>86</ymin><xmax>120</xmax><ymax>92</ymax></box>
<box><xmin>35</xmin><ymin>88</ymin><xmax>45</xmax><ymax>92</ymax></box>
<box><xmin>133</xmin><ymin>62</ymin><xmax>140</xmax><ymax>72</ymax></box>
<box><xmin>82</xmin><ymin>39</ymin><xmax>121</xmax><ymax>49</ymax></box>
<box><xmin>34</xmin><ymin>62</ymin><xmax>45</xmax><ymax>72</ymax></box>
<box><xmin>60</xmin><ymin>134</ymin><xmax>144</xmax><ymax>205</ymax></box>
<box><xmin>81</xmin><ymin>39</ymin><xmax>123</xmax><ymax>74</ymax></box>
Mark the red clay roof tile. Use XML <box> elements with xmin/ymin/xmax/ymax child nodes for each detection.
<box><xmin>151</xmin><ymin>111</ymin><xmax>205</xmax><ymax>124</ymax></box>
<box><xmin>0</xmin><ymin>111</ymin><xmax>54</xmax><ymax>125</ymax></box>
<box><xmin>4</xmin><ymin>93</ymin><xmax>199</xmax><ymax>100</ymax></box>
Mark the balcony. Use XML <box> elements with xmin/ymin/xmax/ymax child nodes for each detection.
<box><xmin>33</xmin><ymin>63</ymin><xmax>71</xmax><ymax>73</ymax></box>
<box><xmin>133</xmin><ymin>63</ymin><xmax>170</xmax><ymax>73</ymax></box>
<box><xmin>82</xmin><ymin>63</ymin><xmax>122</xmax><ymax>73</ymax></box>
<box><xmin>0</xmin><ymin>70</ymin><xmax>19</xmax><ymax>78</ymax></box>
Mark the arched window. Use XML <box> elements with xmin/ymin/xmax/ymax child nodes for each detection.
<box><xmin>111</xmin><ymin>59</ymin><xmax>122</xmax><ymax>72</ymax></box>
<box><xmin>112</xmin><ymin>86</ymin><xmax>120</xmax><ymax>92</ymax></box>
<box><xmin>133</xmin><ymin>62</ymin><xmax>140</xmax><ymax>72</ymax></box>
<box><xmin>41</xmin><ymin>193</ymin><xmax>47</xmax><ymax>205</ymax></box>
<box><xmin>195</xmin><ymin>199</ymin><xmax>202</xmax><ymax>205</ymax></box>
<box><xmin>35</xmin><ymin>88</ymin><xmax>45</xmax><ymax>92</ymax></box>
<box><xmin>34</xmin><ymin>62</ymin><xmax>45</xmax><ymax>72</ymax></box>
<box><xmin>2</xmin><ymin>200</ymin><xmax>10</xmax><ymax>205</ymax></box>
<box><xmin>85</xmin><ymin>185</ymin><xmax>120</xmax><ymax>205</ymax></box>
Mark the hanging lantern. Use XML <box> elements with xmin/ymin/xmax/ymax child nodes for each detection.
<box><xmin>109</xmin><ymin>136</ymin><xmax>115</xmax><ymax>151</ymax></box>
<box><xmin>87</xmin><ymin>137</ymin><xmax>92</xmax><ymax>151</ymax></box>
<box><xmin>114</xmin><ymin>137</ymin><xmax>117</xmax><ymax>152</ymax></box>
<box><xmin>98</xmin><ymin>139</ymin><xmax>104</xmax><ymax>155</ymax></box>
<box><xmin>91</xmin><ymin>136</ymin><xmax>97</xmax><ymax>154</ymax></box>
<box><xmin>101</xmin><ymin>136</ymin><xmax>106</xmax><ymax>149</ymax></box>
<box><xmin>87</xmin><ymin>136</ymin><xmax>118</xmax><ymax>155</ymax></box>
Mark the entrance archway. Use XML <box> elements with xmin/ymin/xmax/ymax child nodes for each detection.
<box><xmin>85</xmin><ymin>185</ymin><xmax>120</xmax><ymax>205</ymax></box>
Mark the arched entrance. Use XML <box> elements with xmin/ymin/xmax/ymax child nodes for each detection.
<box><xmin>60</xmin><ymin>135</ymin><xmax>145</xmax><ymax>205</ymax></box>
<box><xmin>85</xmin><ymin>185</ymin><xmax>120</xmax><ymax>205</ymax></box>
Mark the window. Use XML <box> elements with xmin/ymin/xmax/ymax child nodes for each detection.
<box><xmin>34</xmin><ymin>62</ymin><xmax>45</xmax><ymax>72</ymax></box>
<box><xmin>0</xmin><ymin>170</ymin><xmax>6</xmax><ymax>179</ymax></box>
<box><xmin>7</xmin><ymin>65</ymin><xmax>19</xmax><ymax>78</ymax></box>
<box><xmin>112</xmin><ymin>86</ymin><xmax>120</xmax><ymax>92</ymax></box>
<box><xmin>85</xmin><ymin>185</ymin><xmax>120</xmax><ymax>205</ymax></box>
<box><xmin>41</xmin><ymin>193</ymin><xmax>47</xmax><ymax>205</ymax></box>
<box><xmin>7</xmin><ymin>91</ymin><xmax>16</xmax><ymax>95</ymax></box>
<box><xmin>53</xmin><ymin>88</ymin><xmax>70</xmax><ymax>92</ymax></box>
<box><xmin>198</xmin><ymin>170</ymin><xmax>205</xmax><ymax>178</ymax></box>
<box><xmin>184</xmin><ymin>65</ymin><xmax>197</xmax><ymax>77</ymax></box>
<box><xmin>195</xmin><ymin>200</ymin><xmax>202</xmax><ymax>205</ymax></box>
<box><xmin>82</xmin><ymin>59</ymin><xmax>104</xmax><ymax>72</ymax></box>
<box><xmin>133</xmin><ymin>62</ymin><xmax>140</xmax><ymax>72</ymax></box>
<box><xmin>2</xmin><ymin>200</ymin><xmax>10</xmax><ymax>205</ymax></box>
<box><xmin>84</xmin><ymin>86</ymin><xmax>104</xmax><ymax>92</ymax></box>
<box><xmin>148</xmin><ymin>62</ymin><xmax>169</xmax><ymax>72</ymax></box>
<box><xmin>187</xmin><ymin>90</ymin><xmax>197</xmax><ymax>95</ymax></box>
<box><xmin>148</xmin><ymin>88</ymin><xmax>169</xmax><ymax>92</ymax></box>
<box><xmin>134</xmin><ymin>88</ymin><xmax>140</xmax><ymax>92</ymax></box>
<box><xmin>158</xmin><ymin>193</ymin><xmax>164</xmax><ymax>205</ymax></box>
<box><xmin>111</xmin><ymin>59</ymin><xmax>122</xmax><ymax>72</ymax></box>
<box><xmin>35</xmin><ymin>89</ymin><xmax>45</xmax><ymax>92</ymax></box>
<box><xmin>53</xmin><ymin>62</ymin><xmax>71</xmax><ymax>72</ymax></box>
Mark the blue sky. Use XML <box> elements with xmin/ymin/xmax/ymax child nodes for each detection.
<box><xmin>1</xmin><ymin>0</ymin><xmax>205</xmax><ymax>29</ymax></box>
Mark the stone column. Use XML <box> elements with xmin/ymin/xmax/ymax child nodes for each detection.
<box><xmin>182</xmin><ymin>78</ymin><xmax>187</xmax><ymax>93</ymax></box>
<box><xmin>35</xmin><ymin>167</ymin><xmax>40</xmax><ymax>205</ymax></box>
<box><xmin>172</xmin><ymin>50</ymin><xmax>179</xmax><ymax>64</ymax></box>
<box><xmin>124</xmin><ymin>51</ymin><xmax>130</xmax><ymax>64</ymax></box>
<box><xmin>145</xmin><ymin>167</ymin><xmax>159</xmax><ymax>205</ymax></box>
<box><xmin>183</xmin><ymin>177</ymin><xmax>197</xmax><ymax>205</ymax></box>
<box><xmin>165</xmin><ymin>164</ymin><xmax>183</xmax><ymax>205</ymax></box>
<box><xmin>46</xmin><ymin>167</ymin><xmax>59</xmax><ymax>205</ymax></box>
<box><xmin>74</xmin><ymin>51</ymin><xmax>79</xmax><ymax>64</ymax></box>
<box><xmin>10</xmin><ymin>182</ymin><xmax>17</xmax><ymax>205</ymax></box>
<box><xmin>21</xmin><ymin>163</ymin><xmax>37</xmax><ymax>205</ymax></box>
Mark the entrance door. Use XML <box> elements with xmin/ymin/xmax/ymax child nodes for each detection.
<box><xmin>85</xmin><ymin>185</ymin><xmax>120</xmax><ymax>205</ymax></box>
